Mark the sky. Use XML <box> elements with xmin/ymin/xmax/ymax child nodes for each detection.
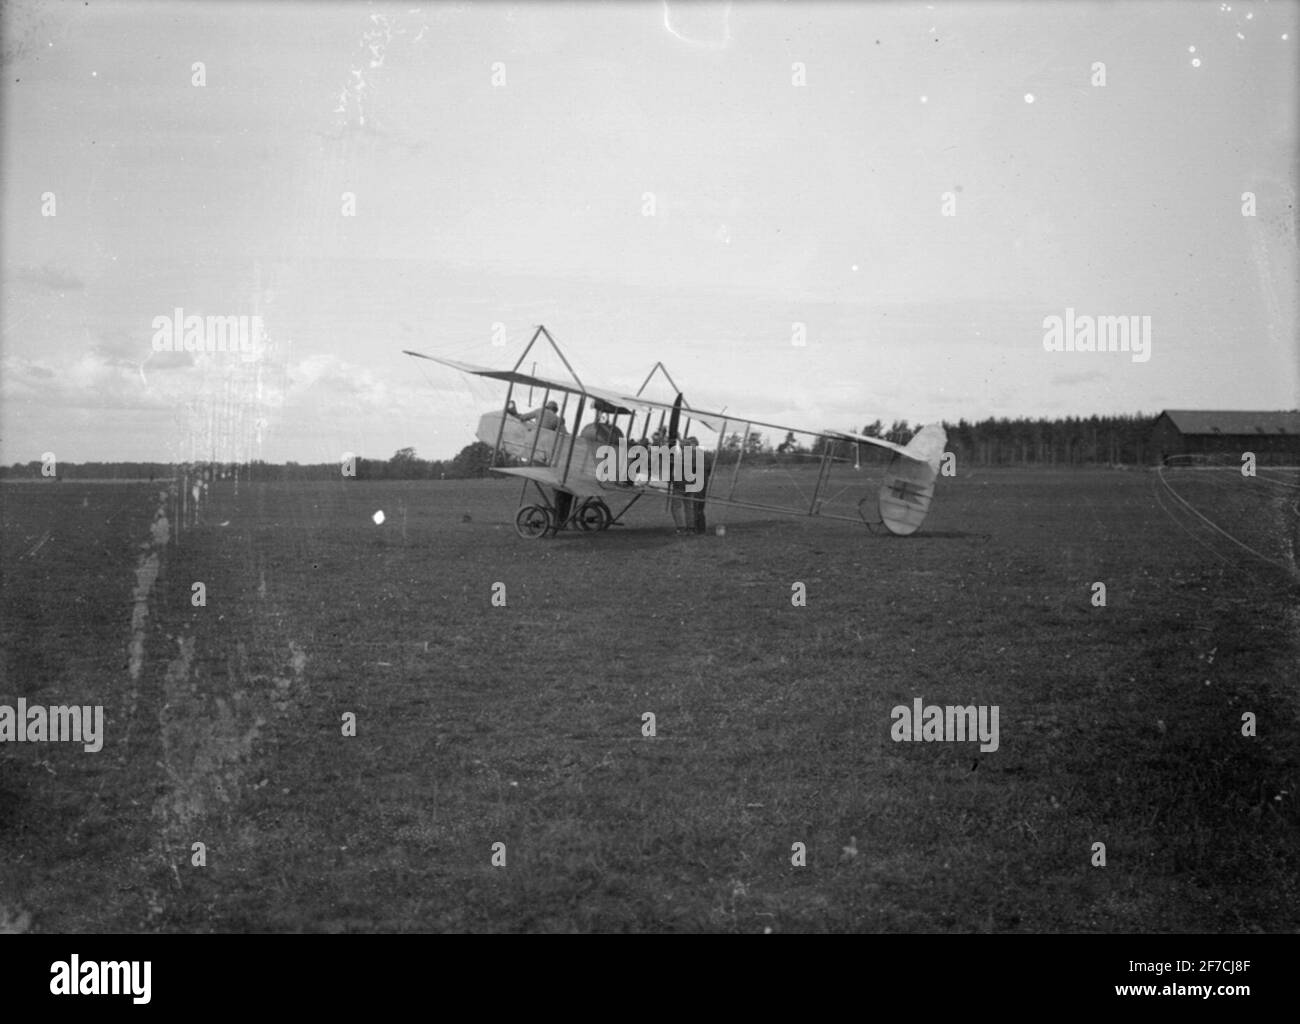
<box><xmin>1</xmin><ymin>0</ymin><xmax>1296</xmax><ymax>464</ymax></box>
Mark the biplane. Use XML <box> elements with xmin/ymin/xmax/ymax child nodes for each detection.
<box><xmin>404</xmin><ymin>326</ymin><xmax>948</xmax><ymax>539</ymax></box>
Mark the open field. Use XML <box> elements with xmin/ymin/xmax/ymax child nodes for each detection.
<box><xmin>2</xmin><ymin>467</ymin><xmax>1297</xmax><ymax>932</ymax></box>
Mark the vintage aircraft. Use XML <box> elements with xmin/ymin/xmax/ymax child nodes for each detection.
<box><xmin>404</xmin><ymin>326</ymin><xmax>948</xmax><ymax>539</ymax></box>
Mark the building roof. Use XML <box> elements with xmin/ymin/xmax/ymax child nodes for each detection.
<box><xmin>1158</xmin><ymin>410</ymin><xmax>1300</xmax><ymax>436</ymax></box>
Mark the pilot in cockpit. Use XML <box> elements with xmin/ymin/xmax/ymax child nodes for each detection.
<box><xmin>579</xmin><ymin>410</ymin><xmax>622</xmax><ymax>444</ymax></box>
<box><xmin>519</xmin><ymin>400</ymin><xmax>563</xmax><ymax>432</ymax></box>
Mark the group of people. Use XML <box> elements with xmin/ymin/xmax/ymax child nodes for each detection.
<box><xmin>591</xmin><ymin>429</ymin><xmax>710</xmax><ymax>534</ymax></box>
<box><xmin>505</xmin><ymin>399</ymin><xmax>712</xmax><ymax>535</ymax></box>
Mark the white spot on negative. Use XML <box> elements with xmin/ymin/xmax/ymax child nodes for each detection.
<box><xmin>373</xmin><ymin>510</ymin><xmax>385</xmax><ymax>525</ymax></box>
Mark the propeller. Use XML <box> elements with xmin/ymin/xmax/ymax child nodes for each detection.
<box><xmin>666</xmin><ymin>393</ymin><xmax>684</xmax><ymax>513</ymax></box>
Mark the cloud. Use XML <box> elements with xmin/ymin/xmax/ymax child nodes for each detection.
<box><xmin>143</xmin><ymin>350</ymin><xmax>196</xmax><ymax>371</ymax></box>
<box><xmin>7</xmin><ymin>264</ymin><xmax>86</xmax><ymax>291</ymax></box>
<box><xmin>1049</xmin><ymin>369</ymin><xmax>1107</xmax><ymax>387</ymax></box>
<box><xmin>0</xmin><ymin>348</ymin><xmax>247</xmax><ymax>412</ymax></box>
<box><xmin>1</xmin><ymin>353</ymin><xmax>137</xmax><ymax>408</ymax></box>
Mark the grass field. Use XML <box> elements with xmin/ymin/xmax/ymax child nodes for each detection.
<box><xmin>2</xmin><ymin>466</ymin><xmax>1297</xmax><ymax>932</ymax></box>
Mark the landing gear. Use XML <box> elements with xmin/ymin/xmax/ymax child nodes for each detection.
<box><xmin>514</xmin><ymin>504</ymin><xmax>554</xmax><ymax>539</ymax></box>
<box><xmin>575</xmin><ymin>497</ymin><xmax>612</xmax><ymax>531</ymax></box>
<box><xmin>512</xmin><ymin>480</ymin><xmax>639</xmax><ymax>540</ymax></box>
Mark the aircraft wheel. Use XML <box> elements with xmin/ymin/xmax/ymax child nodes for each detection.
<box><xmin>576</xmin><ymin>499</ymin><xmax>611</xmax><ymax>532</ymax></box>
<box><xmin>515</xmin><ymin>504</ymin><xmax>553</xmax><ymax>539</ymax></box>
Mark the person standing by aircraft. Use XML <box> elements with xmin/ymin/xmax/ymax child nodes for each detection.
<box><xmin>552</xmin><ymin>487</ymin><xmax>574</xmax><ymax>529</ymax></box>
<box><xmin>683</xmin><ymin>437</ymin><xmax>712</xmax><ymax>534</ymax></box>
<box><xmin>669</xmin><ymin>439</ymin><xmax>691</xmax><ymax>534</ymax></box>
<box><xmin>666</xmin><ymin>392</ymin><xmax>692</xmax><ymax>535</ymax></box>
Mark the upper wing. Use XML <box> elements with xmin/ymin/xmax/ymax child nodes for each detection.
<box><xmin>823</xmin><ymin>430</ymin><xmax>912</xmax><ymax>458</ymax></box>
<box><xmin>827</xmin><ymin>426</ymin><xmax>948</xmax><ymax>468</ymax></box>
<box><xmin>615</xmin><ymin>394</ymin><xmax>729</xmax><ymax>433</ymax></box>
<box><xmin>624</xmin><ymin>401</ymin><xmax>932</xmax><ymax>465</ymax></box>
<box><xmin>406</xmin><ymin>349</ymin><xmax>940</xmax><ymax>466</ymax></box>
<box><xmin>403</xmin><ymin>350</ymin><xmax>637</xmax><ymax>414</ymax></box>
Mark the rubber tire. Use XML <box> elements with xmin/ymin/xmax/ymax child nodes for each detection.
<box><xmin>576</xmin><ymin>499</ymin><xmax>611</xmax><ymax>532</ymax></box>
<box><xmin>515</xmin><ymin>504</ymin><xmax>553</xmax><ymax>539</ymax></box>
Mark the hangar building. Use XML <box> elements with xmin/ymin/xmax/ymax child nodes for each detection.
<box><xmin>1150</xmin><ymin>410</ymin><xmax>1300</xmax><ymax>465</ymax></box>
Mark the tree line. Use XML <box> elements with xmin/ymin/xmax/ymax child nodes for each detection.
<box><xmin>0</xmin><ymin>413</ymin><xmax>1165</xmax><ymax>480</ymax></box>
<box><xmin>0</xmin><ymin>445</ymin><xmax>500</xmax><ymax>482</ymax></box>
<box><xmin>706</xmin><ymin>413</ymin><xmax>1159</xmax><ymax>467</ymax></box>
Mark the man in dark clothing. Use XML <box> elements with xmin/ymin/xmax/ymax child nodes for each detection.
<box><xmin>669</xmin><ymin>440</ymin><xmax>690</xmax><ymax>534</ymax></box>
<box><xmin>553</xmin><ymin>487</ymin><xmax>574</xmax><ymax>530</ymax></box>
<box><xmin>519</xmin><ymin>400</ymin><xmax>562</xmax><ymax>430</ymax></box>
<box><xmin>683</xmin><ymin>437</ymin><xmax>713</xmax><ymax>534</ymax></box>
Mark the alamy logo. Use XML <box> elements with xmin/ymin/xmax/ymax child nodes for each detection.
<box><xmin>151</xmin><ymin>307</ymin><xmax>264</xmax><ymax>356</ymax></box>
<box><xmin>891</xmin><ymin>698</ymin><xmax>1000</xmax><ymax>752</ymax></box>
<box><xmin>594</xmin><ymin>441</ymin><xmax>703</xmax><ymax>492</ymax></box>
<box><xmin>50</xmin><ymin>956</ymin><xmax>151</xmax><ymax>1004</ymax></box>
<box><xmin>0</xmin><ymin>701</ymin><xmax>103</xmax><ymax>752</ymax></box>
<box><xmin>1042</xmin><ymin>307</ymin><xmax>1151</xmax><ymax>363</ymax></box>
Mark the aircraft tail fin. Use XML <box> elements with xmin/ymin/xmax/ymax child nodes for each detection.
<box><xmin>903</xmin><ymin>423</ymin><xmax>948</xmax><ymax>472</ymax></box>
<box><xmin>877</xmin><ymin>424</ymin><xmax>948</xmax><ymax>536</ymax></box>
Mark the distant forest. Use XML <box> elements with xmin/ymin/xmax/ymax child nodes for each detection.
<box><xmin>2</xmin><ymin>414</ymin><xmax>1166</xmax><ymax>480</ymax></box>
